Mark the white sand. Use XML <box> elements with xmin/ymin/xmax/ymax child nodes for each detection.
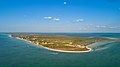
<box><xmin>9</xmin><ymin>34</ymin><xmax>93</xmax><ymax>53</ymax></box>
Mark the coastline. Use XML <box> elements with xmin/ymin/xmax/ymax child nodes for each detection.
<box><xmin>9</xmin><ymin>34</ymin><xmax>93</xmax><ymax>53</ymax></box>
<box><xmin>40</xmin><ymin>45</ymin><xmax>92</xmax><ymax>53</ymax></box>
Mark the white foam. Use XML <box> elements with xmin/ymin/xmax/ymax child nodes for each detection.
<box><xmin>50</xmin><ymin>53</ymin><xmax>59</xmax><ymax>55</ymax></box>
<box><xmin>104</xmin><ymin>37</ymin><xmax>118</xmax><ymax>39</ymax></box>
<box><xmin>95</xmin><ymin>47</ymin><xmax>108</xmax><ymax>51</ymax></box>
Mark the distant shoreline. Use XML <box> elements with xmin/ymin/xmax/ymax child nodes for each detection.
<box><xmin>9</xmin><ymin>34</ymin><xmax>93</xmax><ymax>53</ymax></box>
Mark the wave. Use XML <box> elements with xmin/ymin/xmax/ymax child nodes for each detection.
<box><xmin>94</xmin><ymin>46</ymin><xmax>108</xmax><ymax>51</ymax></box>
<box><xmin>50</xmin><ymin>52</ymin><xmax>59</xmax><ymax>55</ymax></box>
<box><xmin>90</xmin><ymin>42</ymin><xmax>113</xmax><ymax>51</ymax></box>
<box><xmin>103</xmin><ymin>37</ymin><xmax>119</xmax><ymax>39</ymax></box>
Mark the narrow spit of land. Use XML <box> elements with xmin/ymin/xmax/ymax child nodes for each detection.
<box><xmin>10</xmin><ymin>34</ymin><xmax>114</xmax><ymax>52</ymax></box>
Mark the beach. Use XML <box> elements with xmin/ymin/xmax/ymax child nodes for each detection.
<box><xmin>9</xmin><ymin>34</ymin><xmax>92</xmax><ymax>53</ymax></box>
<box><xmin>1</xmin><ymin>33</ymin><xmax>119</xmax><ymax>67</ymax></box>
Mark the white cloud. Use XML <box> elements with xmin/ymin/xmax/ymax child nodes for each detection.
<box><xmin>95</xmin><ymin>25</ymin><xmax>120</xmax><ymax>31</ymax></box>
<box><xmin>109</xmin><ymin>27</ymin><xmax>120</xmax><ymax>30</ymax></box>
<box><xmin>73</xmin><ymin>19</ymin><xmax>84</xmax><ymax>23</ymax></box>
<box><xmin>53</xmin><ymin>18</ymin><xmax>60</xmax><ymax>21</ymax></box>
<box><xmin>64</xmin><ymin>2</ymin><xmax>67</xmax><ymax>5</ymax></box>
<box><xmin>96</xmin><ymin>25</ymin><xmax>106</xmax><ymax>28</ymax></box>
<box><xmin>109</xmin><ymin>27</ymin><xmax>116</xmax><ymax>29</ymax></box>
<box><xmin>76</xmin><ymin>19</ymin><xmax>84</xmax><ymax>22</ymax></box>
<box><xmin>44</xmin><ymin>16</ymin><xmax>52</xmax><ymax>19</ymax></box>
<box><xmin>44</xmin><ymin>16</ymin><xmax>60</xmax><ymax>21</ymax></box>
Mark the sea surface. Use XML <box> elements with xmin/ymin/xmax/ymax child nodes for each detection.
<box><xmin>0</xmin><ymin>33</ymin><xmax>120</xmax><ymax>67</ymax></box>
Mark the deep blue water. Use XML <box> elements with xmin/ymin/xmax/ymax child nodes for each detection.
<box><xmin>0</xmin><ymin>33</ymin><xmax>120</xmax><ymax>67</ymax></box>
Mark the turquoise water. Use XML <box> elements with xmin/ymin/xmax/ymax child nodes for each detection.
<box><xmin>0</xmin><ymin>33</ymin><xmax>120</xmax><ymax>67</ymax></box>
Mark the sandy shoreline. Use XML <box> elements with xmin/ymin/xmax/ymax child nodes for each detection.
<box><xmin>9</xmin><ymin>34</ymin><xmax>93</xmax><ymax>53</ymax></box>
<box><xmin>40</xmin><ymin>45</ymin><xmax>92</xmax><ymax>53</ymax></box>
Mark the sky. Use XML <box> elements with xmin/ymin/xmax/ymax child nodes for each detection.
<box><xmin>0</xmin><ymin>0</ymin><xmax>120</xmax><ymax>33</ymax></box>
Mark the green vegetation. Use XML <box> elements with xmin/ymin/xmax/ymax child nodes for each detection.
<box><xmin>11</xmin><ymin>34</ymin><xmax>114</xmax><ymax>51</ymax></box>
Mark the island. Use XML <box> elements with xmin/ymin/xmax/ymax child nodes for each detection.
<box><xmin>10</xmin><ymin>34</ymin><xmax>114</xmax><ymax>52</ymax></box>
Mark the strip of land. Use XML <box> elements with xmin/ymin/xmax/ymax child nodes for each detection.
<box><xmin>9</xmin><ymin>34</ymin><xmax>114</xmax><ymax>53</ymax></box>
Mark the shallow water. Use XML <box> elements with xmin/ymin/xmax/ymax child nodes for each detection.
<box><xmin>0</xmin><ymin>33</ymin><xmax>120</xmax><ymax>67</ymax></box>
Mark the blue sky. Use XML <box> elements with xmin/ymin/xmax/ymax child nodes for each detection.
<box><xmin>0</xmin><ymin>0</ymin><xmax>120</xmax><ymax>33</ymax></box>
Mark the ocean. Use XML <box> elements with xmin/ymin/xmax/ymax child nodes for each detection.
<box><xmin>0</xmin><ymin>33</ymin><xmax>120</xmax><ymax>67</ymax></box>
